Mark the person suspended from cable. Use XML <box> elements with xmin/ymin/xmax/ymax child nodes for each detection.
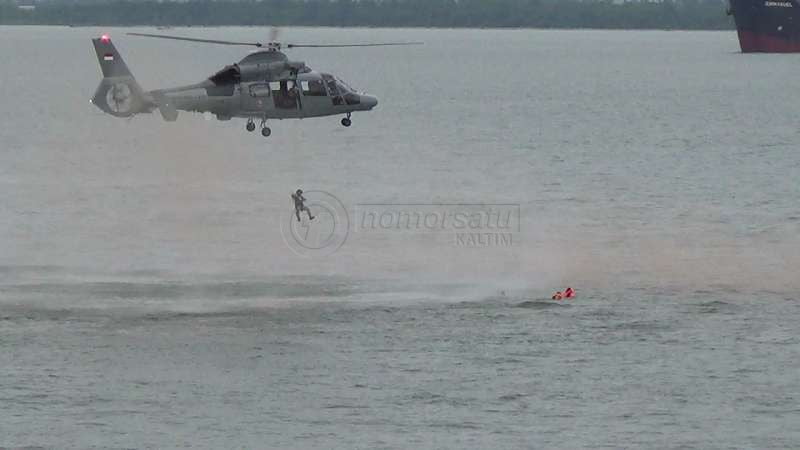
<box><xmin>292</xmin><ymin>189</ymin><xmax>315</xmax><ymax>222</ymax></box>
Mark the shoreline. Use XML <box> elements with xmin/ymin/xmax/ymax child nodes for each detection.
<box><xmin>0</xmin><ymin>24</ymin><xmax>736</xmax><ymax>32</ymax></box>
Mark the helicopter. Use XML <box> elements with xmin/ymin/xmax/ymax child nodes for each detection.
<box><xmin>90</xmin><ymin>31</ymin><xmax>421</xmax><ymax>137</ymax></box>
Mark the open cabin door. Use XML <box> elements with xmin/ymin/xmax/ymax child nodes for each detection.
<box><xmin>298</xmin><ymin>78</ymin><xmax>328</xmax><ymax>111</ymax></box>
<box><xmin>272</xmin><ymin>80</ymin><xmax>301</xmax><ymax>110</ymax></box>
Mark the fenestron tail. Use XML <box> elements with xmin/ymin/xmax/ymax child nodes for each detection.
<box><xmin>90</xmin><ymin>35</ymin><xmax>152</xmax><ymax>117</ymax></box>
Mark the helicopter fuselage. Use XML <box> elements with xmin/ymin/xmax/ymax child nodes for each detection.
<box><xmin>91</xmin><ymin>37</ymin><xmax>378</xmax><ymax>135</ymax></box>
<box><xmin>153</xmin><ymin>70</ymin><xmax>377</xmax><ymax>121</ymax></box>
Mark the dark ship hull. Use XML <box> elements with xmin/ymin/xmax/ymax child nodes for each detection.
<box><xmin>729</xmin><ymin>0</ymin><xmax>800</xmax><ymax>52</ymax></box>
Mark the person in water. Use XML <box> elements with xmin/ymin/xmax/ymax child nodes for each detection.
<box><xmin>292</xmin><ymin>189</ymin><xmax>314</xmax><ymax>222</ymax></box>
<box><xmin>552</xmin><ymin>287</ymin><xmax>575</xmax><ymax>300</ymax></box>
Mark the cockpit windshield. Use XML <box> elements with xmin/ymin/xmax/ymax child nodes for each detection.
<box><xmin>322</xmin><ymin>73</ymin><xmax>357</xmax><ymax>94</ymax></box>
<box><xmin>320</xmin><ymin>73</ymin><xmax>361</xmax><ymax>106</ymax></box>
<box><xmin>335</xmin><ymin>78</ymin><xmax>357</xmax><ymax>94</ymax></box>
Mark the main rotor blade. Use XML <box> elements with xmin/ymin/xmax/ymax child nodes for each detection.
<box><xmin>286</xmin><ymin>42</ymin><xmax>424</xmax><ymax>48</ymax></box>
<box><xmin>127</xmin><ymin>32</ymin><xmax>263</xmax><ymax>47</ymax></box>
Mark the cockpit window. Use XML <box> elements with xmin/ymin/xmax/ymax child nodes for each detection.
<box><xmin>321</xmin><ymin>74</ymin><xmax>339</xmax><ymax>96</ymax></box>
<box><xmin>322</xmin><ymin>73</ymin><xmax>346</xmax><ymax>106</ymax></box>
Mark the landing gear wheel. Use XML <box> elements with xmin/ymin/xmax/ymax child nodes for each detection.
<box><xmin>246</xmin><ymin>121</ymin><xmax>256</xmax><ymax>132</ymax></box>
<box><xmin>261</xmin><ymin>127</ymin><xmax>272</xmax><ymax>137</ymax></box>
<box><xmin>341</xmin><ymin>118</ymin><xmax>352</xmax><ymax>127</ymax></box>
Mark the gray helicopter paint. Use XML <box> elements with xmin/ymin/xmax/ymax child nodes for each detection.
<box><xmin>90</xmin><ymin>36</ymin><xmax>378</xmax><ymax>130</ymax></box>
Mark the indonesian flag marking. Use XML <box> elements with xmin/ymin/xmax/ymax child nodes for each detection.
<box><xmin>103</xmin><ymin>54</ymin><xmax>114</xmax><ymax>61</ymax></box>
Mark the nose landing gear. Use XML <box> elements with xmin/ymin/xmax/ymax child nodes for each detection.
<box><xmin>341</xmin><ymin>113</ymin><xmax>352</xmax><ymax>127</ymax></box>
<box><xmin>246</xmin><ymin>119</ymin><xmax>256</xmax><ymax>132</ymax></box>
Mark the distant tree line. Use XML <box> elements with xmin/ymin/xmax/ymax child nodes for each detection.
<box><xmin>0</xmin><ymin>0</ymin><xmax>733</xmax><ymax>30</ymax></box>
